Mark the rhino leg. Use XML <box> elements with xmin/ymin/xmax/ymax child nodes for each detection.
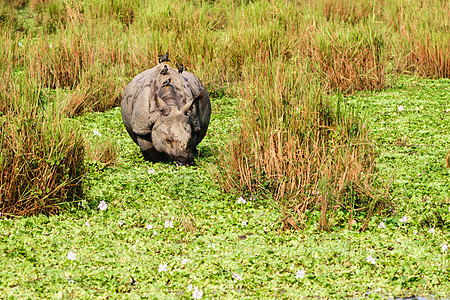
<box><xmin>136</xmin><ymin>135</ymin><xmax>164</xmax><ymax>162</ymax></box>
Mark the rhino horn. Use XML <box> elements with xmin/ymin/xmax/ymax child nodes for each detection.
<box><xmin>155</xmin><ymin>95</ymin><xmax>171</xmax><ymax>116</ymax></box>
<box><xmin>180</xmin><ymin>95</ymin><xmax>201</xmax><ymax>115</ymax></box>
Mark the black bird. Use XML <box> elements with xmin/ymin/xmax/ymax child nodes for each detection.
<box><xmin>158</xmin><ymin>52</ymin><xmax>170</xmax><ymax>63</ymax></box>
<box><xmin>178</xmin><ymin>64</ymin><xmax>184</xmax><ymax>74</ymax></box>
<box><xmin>162</xmin><ymin>78</ymin><xmax>171</xmax><ymax>86</ymax></box>
<box><xmin>160</xmin><ymin>65</ymin><xmax>168</xmax><ymax>75</ymax></box>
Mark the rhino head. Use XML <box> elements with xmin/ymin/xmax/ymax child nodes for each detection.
<box><xmin>151</xmin><ymin>95</ymin><xmax>199</xmax><ymax>166</ymax></box>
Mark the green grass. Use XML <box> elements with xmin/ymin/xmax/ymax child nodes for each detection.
<box><xmin>1</xmin><ymin>79</ymin><xmax>448</xmax><ymax>298</ymax></box>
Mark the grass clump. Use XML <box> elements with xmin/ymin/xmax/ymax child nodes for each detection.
<box><xmin>217</xmin><ymin>58</ymin><xmax>383</xmax><ymax>230</ymax></box>
<box><xmin>0</xmin><ymin>87</ymin><xmax>84</xmax><ymax>216</ymax></box>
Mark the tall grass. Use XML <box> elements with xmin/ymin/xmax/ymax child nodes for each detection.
<box><xmin>1</xmin><ymin>0</ymin><xmax>447</xmax><ymax>224</ymax></box>
<box><xmin>307</xmin><ymin>23</ymin><xmax>387</xmax><ymax>93</ymax></box>
<box><xmin>0</xmin><ymin>73</ymin><xmax>84</xmax><ymax>216</ymax></box>
<box><xmin>217</xmin><ymin>55</ymin><xmax>382</xmax><ymax>230</ymax></box>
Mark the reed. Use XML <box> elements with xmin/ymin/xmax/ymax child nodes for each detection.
<box><xmin>216</xmin><ymin>54</ymin><xmax>383</xmax><ymax>229</ymax></box>
<box><xmin>0</xmin><ymin>73</ymin><xmax>85</xmax><ymax>216</ymax></box>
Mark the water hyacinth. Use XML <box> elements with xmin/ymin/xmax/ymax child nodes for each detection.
<box><xmin>397</xmin><ymin>105</ymin><xmax>404</xmax><ymax>112</ymax></box>
<box><xmin>84</xmin><ymin>221</ymin><xmax>90</xmax><ymax>227</ymax></box>
<box><xmin>442</xmin><ymin>243</ymin><xmax>448</xmax><ymax>253</ymax></box>
<box><xmin>232</xmin><ymin>272</ymin><xmax>243</xmax><ymax>280</ymax></box>
<box><xmin>295</xmin><ymin>268</ymin><xmax>306</xmax><ymax>279</ymax></box>
<box><xmin>192</xmin><ymin>286</ymin><xmax>203</xmax><ymax>299</ymax></box>
<box><xmin>428</xmin><ymin>227</ymin><xmax>435</xmax><ymax>234</ymax></box>
<box><xmin>148</xmin><ymin>168</ymin><xmax>155</xmax><ymax>175</ymax></box>
<box><xmin>399</xmin><ymin>216</ymin><xmax>408</xmax><ymax>223</ymax></box>
<box><xmin>181</xmin><ymin>258</ymin><xmax>190</xmax><ymax>265</ymax></box>
<box><xmin>378</xmin><ymin>222</ymin><xmax>386</xmax><ymax>229</ymax></box>
<box><xmin>93</xmin><ymin>129</ymin><xmax>102</xmax><ymax>137</ymax></box>
<box><xmin>237</xmin><ymin>197</ymin><xmax>246</xmax><ymax>204</ymax></box>
<box><xmin>146</xmin><ymin>223</ymin><xmax>153</xmax><ymax>230</ymax></box>
<box><xmin>98</xmin><ymin>201</ymin><xmax>108</xmax><ymax>211</ymax></box>
<box><xmin>366</xmin><ymin>255</ymin><xmax>376</xmax><ymax>265</ymax></box>
<box><xmin>67</xmin><ymin>251</ymin><xmax>76</xmax><ymax>260</ymax></box>
<box><xmin>158</xmin><ymin>262</ymin><xmax>168</xmax><ymax>273</ymax></box>
<box><xmin>241</xmin><ymin>220</ymin><xmax>248</xmax><ymax>227</ymax></box>
<box><xmin>164</xmin><ymin>220</ymin><xmax>173</xmax><ymax>228</ymax></box>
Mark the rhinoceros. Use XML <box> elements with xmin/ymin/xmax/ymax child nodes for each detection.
<box><xmin>121</xmin><ymin>63</ymin><xmax>211</xmax><ymax>165</ymax></box>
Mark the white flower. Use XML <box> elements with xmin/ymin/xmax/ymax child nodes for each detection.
<box><xmin>148</xmin><ymin>168</ymin><xmax>155</xmax><ymax>175</ymax></box>
<box><xmin>181</xmin><ymin>258</ymin><xmax>190</xmax><ymax>265</ymax></box>
<box><xmin>146</xmin><ymin>223</ymin><xmax>153</xmax><ymax>230</ymax></box>
<box><xmin>84</xmin><ymin>221</ymin><xmax>90</xmax><ymax>227</ymax></box>
<box><xmin>428</xmin><ymin>227</ymin><xmax>435</xmax><ymax>234</ymax></box>
<box><xmin>192</xmin><ymin>286</ymin><xmax>203</xmax><ymax>299</ymax></box>
<box><xmin>232</xmin><ymin>272</ymin><xmax>243</xmax><ymax>280</ymax></box>
<box><xmin>78</xmin><ymin>200</ymin><xmax>86</xmax><ymax>208</ymax></box>
<box><xmin>295</xmin><ymin>268</ymin><xmax>306</xmax><ymax>279</ymax></box>
<box><xmin>67</xmin><ymin>251</ymin><xmax>76</xmax><ymax>260</ymax></box>
<box><xmin>399</xmin><ymin>216</ymin><xmax>408</xmax><ymax>223</ymax></box>
<box><xmin>441</xmin><ymin>243</ymin><xmax>448</xmax><ymax>253</ymax></box>
<box><xmin>397</xmin><ymin>105</ymin><xmax>404</xmax><ymax>112</ymax></box>
<box><xmin>366</xmin><ymin>255</ymin><xmax>376</xmax><ymax>265</ymax></box>
<box><xmin>187</xmin><ymin>284</ymin><xmax>193</xmax><ymax>292</ymax></box>
<box><xmin>49</xmin><ymin>43</ymin><xmax>52</xmax><ymax>48</ymax></box>
<box><xmin>241</xmin><ymin>220</ymin><xmax>248</xmax><ymax>227</ymax></box>
<box><xmin>378</xmin><ymin>222</ymin><xmax>385</xmax><ymax>229</ymax></box>
<box><xmin>164</xmin><ymin>220</ymin><xmax>173</xmax><ymax>228</ymax></box>
<box><xmin>260</xmin><ymin>212</ymin><xmax>264</xmax><ymax>216</ymax></box>
<box><xmin>158</xmin><ymin>262</ymin><xmax>168</xmax><ymax>272</ymax></box>
<box><xmin>237</xmin><ymin>197</ymin><xmax>246</xmax><ymax>204</ymax></box>
<box><xmin>98</xmin><ymin>201</ymin><xmax>108</xmax><ymax>211</ymax></box>
<box><xmin>119</xmin><ymin>220</ymin><xmax>125</xmax><ymax>226</ymax></box>
<box><xmin>413</xmin><ymin>230</ymin><xmax>418</xmax><ymax>235</ymax></box>
<box><xmin>153</xmin><ymin>230</ymin><xmax>158</xmax><ymax>236</ymax></box>
<box><xmin>207</xmin><ymin>243</ymin><xmax>215</xmax><ymax>248</ymax></box>
<box><xmin>18</xmin><ymin>42</ymin><xmax>23</xmax><ymax>47</ymax></box>
<box><xmin>93</xmin><ymin>129</ymin><xmax>102</xmax><ymax>136</ymax></box>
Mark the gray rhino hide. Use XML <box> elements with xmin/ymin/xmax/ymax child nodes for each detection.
<box><xmin>121</xmin><ymin>64</ymin><xmax>211</xmax><ymax>165</ymax></box>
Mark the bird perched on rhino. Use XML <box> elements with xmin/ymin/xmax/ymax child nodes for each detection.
<box><xmin>162</xmin><ymin>78</ymin><xmax>171</xmax><ymax>87</ymax></box>
<box><xmin>178</xmin><ymin>64</ymin><xmax>184</xmax><ymax>74</ymax></box>
<box><xmin>160</xmin><ymin>65</ymin><xmax>168</xmax><ymax>75</ymax></box>
<box><xmin>158</xmin><ymin>52</ymin><xmax>170</xmax><ymax>63</ymax></box>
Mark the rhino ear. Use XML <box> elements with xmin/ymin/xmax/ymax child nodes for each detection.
<box><xmin>181</xmin><ymin>95</ymin><xmax>201</xmax><ymax>116</ymax></box>
<box><xmin>156</xmin><ymin>96</ymin><xmax>171</xmax><ymax>116</ymax></box>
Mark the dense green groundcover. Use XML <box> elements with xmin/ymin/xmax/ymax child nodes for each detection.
<box><xmin>0</xmin><ymin>77</ymin><xmax>448</xmax><ymax>298</ymax></box>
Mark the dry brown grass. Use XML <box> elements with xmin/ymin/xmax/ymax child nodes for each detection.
<box><xmin>307</xmin><ymin>24</ymin><xmax>387</xmax><ymax>94</ymax></box>
<box><xmin>0</xmin><ymin>102</ymin><xmax>85</xmax><ymax>216</ymax></box>
<box><xmin>85</xmin><ymin>137</ymin><xmax>118</xmax><ymax>166</ymax></box>
<box><xmin>217</xmin><ymin>54</ymin><xmax>385</xmax><ymax>230</ymax></box>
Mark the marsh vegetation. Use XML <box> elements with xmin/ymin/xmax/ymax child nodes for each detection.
<box><xmin>0</xmin><ymin>0</ymin><xmax>449</xmax><ymax>297</ymax></box>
